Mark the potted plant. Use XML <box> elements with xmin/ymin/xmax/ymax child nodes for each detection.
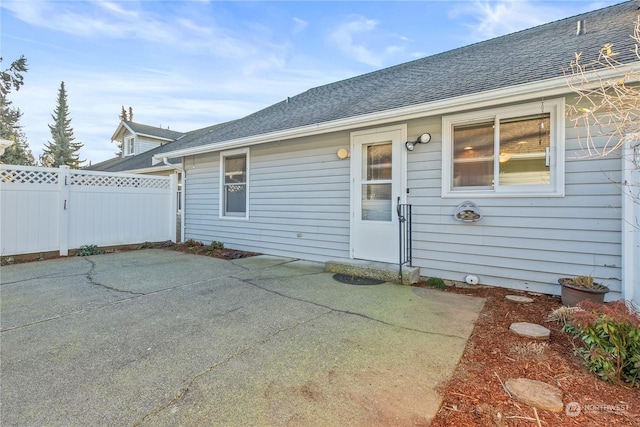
<box><xmin>558</xmin><ymin>275</ymin><xmax>609</xmax><ymax>306</ymax></box>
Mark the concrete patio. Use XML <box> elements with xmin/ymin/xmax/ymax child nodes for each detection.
<box><xmin>0</xmin><ymin>249</ymin><xmax>484</xmax><ymax>426</ymax></box>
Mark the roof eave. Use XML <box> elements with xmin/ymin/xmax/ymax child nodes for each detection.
<box><xmin>155</xmin><ymin>64</ymin><xmax>638</xmax><ymax>161</ymax></box>
<box><xmin>110</xmin><ymin>121</ymin><xmax>132</xmax><ymax>141</ymax></box>
<box><xmin>134</xmin><ymin>133</ymin><xmax>176</xmax><ymax>142</ymax></box>
<box><xmin>120</xmin><ymin>164</ymin><xmax>177</xmax><ymax>174</ymax></box>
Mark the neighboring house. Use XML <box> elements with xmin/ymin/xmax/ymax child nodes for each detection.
<box><xmin>88</xmin><ymin>121</ymin><xmax>187</xmax><ymax>175</ymax></box>
<box><xmin>135</xmin><ymin>3</ymin><xmax>640</xmax><ymax>305</ymax></box>
<box><xmin>88</xmin><ymin>121</ymin><xmax>238</xmax><ymax>226</ymax></box>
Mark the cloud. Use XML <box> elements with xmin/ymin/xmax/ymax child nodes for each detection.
<box><xmin>328</xmin><ymin>16</ymin><xmax>383</xmax><ymax>67</ymax></box>
<box><xmin>450</xmin><ymin>0</ymin><xmax>546</xmax><ymax>40</ymax></box>
<box><xmin>450</xmin><ymin>0</ymin><xmax>615</xmax><ymax>42</ymax></box>
<box><xmin>1</xmin><ymin>0</ymin><xmax>256</xmax><ymax>58</ymax></box>
<box><xmin>292</xmin><ymin>17</ymin><xmax>308</xmax><ymax>34</ymax></box>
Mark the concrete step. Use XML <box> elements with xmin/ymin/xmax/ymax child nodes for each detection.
<box><xmin>325</xmin><ymin>258</ymin><xmax>420</xmax><ymax>285</ymax></box>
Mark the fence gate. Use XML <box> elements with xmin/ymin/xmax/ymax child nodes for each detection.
<box><xmin>1</xmin><ymin>165</ymin><xmax>177</xmax><ymax>256</ymax></box>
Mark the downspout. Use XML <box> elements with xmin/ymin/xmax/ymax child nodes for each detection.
<box><xmin>163</xmin><ymin>157</ymin><xmax>185</xmax><ymax>243</ymax></box>
<box><xmin>622</xmin><ymin>142</ymin><xmax>640</xmax><ymax>311</ymax></box>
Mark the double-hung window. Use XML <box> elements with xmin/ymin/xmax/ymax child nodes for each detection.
<box><xmin>220</xmin><ymin>148</ymin><xmax>249</xmax><ymax>219</ymax></box>
<box><xmin>124</xmin><ymin>136</ymin><xmax>135</xmax><ymax>156</ymax></box>
<box><xmin>442</xmin><ymin>98</ymin><xmax>564</xmax><ymax>197</ymax></box>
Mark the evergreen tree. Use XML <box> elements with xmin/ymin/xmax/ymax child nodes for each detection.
<box><xmin>0</xmin><ymin>56</ymin><xmax>35</xmax><ymax>165</ymax></box>
<box><xmin>1</xmin><ymin>56</ymin><xmax>27</xmax><ymax>97</ymax></box>
<box><xmin>41</xmin><ymin>81</ymin><xmax>84</xmax><ymax>168</ymax></box>
<box><xmin>119</xmin><ymin>105</ymin><xmax>128</xmax><ymax>121</ymax></box>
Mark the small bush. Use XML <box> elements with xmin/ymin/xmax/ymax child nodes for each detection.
<box><xmin>208</xmin><ymin>241</ymin><xmax>224</xmax><ymax>250</ymax></box>
<box><xmin>424</xmin><ymin>277</ymin><xmax>446</xmax><ymax>289</ymax></box>
<box><xmin>175</xmin><ymin>239</ymin><xmax>203</xmax><ymax>251</ymax></box>
<box><xmin>76</xmin><ymin>244</ymin><xmax>105</xmax><ymax>256</ymax></box>
<box><xmin>563</xmin><ymin>300</ymin><xmax>640</xmax><ymax>387</ymax></box>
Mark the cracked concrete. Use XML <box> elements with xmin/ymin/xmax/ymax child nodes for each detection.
<box><xmin>84</xmin><ymin>258</ymin><xmax>145</xmax><ymax>296</ymax></box>
<box><xmin>1</xmin><ymin>249</ymin><xmax>484</xmax><ymax>427</ymax></box>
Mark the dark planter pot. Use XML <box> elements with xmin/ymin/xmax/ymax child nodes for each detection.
<box><xmin>559</xmin><ymin>278</ymin><xmax>610</xmax><ymax>307</ymax></box>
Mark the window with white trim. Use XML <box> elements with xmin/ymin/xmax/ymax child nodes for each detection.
<box><xmin>124</xmin><ymin>136</ymin><xmax>135</xmax><ymax>156</ymax></box>
<box><xmin>220</xmin><ymin>148</ymin><xmax>249</xmax><ymax>218</ymax></box>
<box><xmin>442</xmin><ymin>99</ymin><xmax>564</xmax><ymax>197</ymax></box>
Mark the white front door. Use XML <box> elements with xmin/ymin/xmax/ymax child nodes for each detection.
<box><xmin>350</xmin><ymin>125</ymin><xmax>406</xmax><ymax>263</ymax></box>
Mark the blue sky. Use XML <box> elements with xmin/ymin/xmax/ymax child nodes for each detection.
<box><xmin>1</xmin><ymin>0</ymin><xmax>620</xmax><ymax>165</ymax></box>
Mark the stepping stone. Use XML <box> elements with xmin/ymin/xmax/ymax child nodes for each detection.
<box><xmin>509</xmin><ymin>322</ymin><xmax>550</xmax><ymax>340</ymax></box>
<box><xmin>505</xmin><ymin>378</ymin><xmax>564</xmax><ymax>412</ymax></box>
<box><xmin>505</xmin><ymin>295</ymin><xmax>534</xmax><ymax>304</ymax></box>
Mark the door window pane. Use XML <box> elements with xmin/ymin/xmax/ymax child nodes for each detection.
<box><xmin>364</xmin><ymin>143</ymin><xmax>392</xmax><ymax>180</ymax></box>
<box><xmin>361</xmin><ymin>183</ymin><xmax>391</xmax><ymax>221</ymax></box>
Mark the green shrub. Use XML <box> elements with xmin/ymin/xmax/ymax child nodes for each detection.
<box><xmin>208</xmin><ymin>241</ymin><xmax>224</xmax><ymax>250</ymax></box>
<box><xmin>424</xmin><ymin>277</ymin><xmax>446</xmax><ymax>289</ymax></box>
<box><xmin>563</xmin><ymin>300</ymin><xmax>640</xmax><ymax>387</ymax></box>
<box><xmin>76</xmin><ymin>244</ymin><xmax>105</xmax><ymax>256</ymax></box>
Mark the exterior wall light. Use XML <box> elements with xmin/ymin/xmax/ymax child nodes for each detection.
<box><xmin>405</xmin><ymin>133</ymin><xmax>431</xmax><ymax>151</ymax></box>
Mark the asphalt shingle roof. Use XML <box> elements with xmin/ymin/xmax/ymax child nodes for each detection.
<box><xmin>123</xmin><ymin>121</ymin><xmax>186</xmax><ymax>141</ymax></box>
<box><xmin>93</xmin><ymin>1</ymin><xmax>639</xmax><ymax>171</ymax></box>
<box><xmin>88</xmin><ymin>121</ymin><xmax>237</xmax><ymax>172</ymax></box>
<box><xmin>169</xmin><ymin>1</ymin><xmax>639</xmax><ymax>153</ymax></box>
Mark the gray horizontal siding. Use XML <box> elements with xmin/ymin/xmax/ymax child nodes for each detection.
<box><xmin>182</xmin><ymin>94</ymin><xmax>623</xmax><ymax>299</ymax></box>
<box><xmin>184</xmin><ymin>133</ymin><xmax>351</xmax><ymax>262</ymax></box>
<box><xmin>405</xmin><ymin>99</ymin><xmax>622</xmax><ymax>298</ymax></box>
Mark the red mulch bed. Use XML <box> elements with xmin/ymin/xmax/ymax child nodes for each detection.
<box><xmin>429</xmin><ymin>284</ymin><xmax>639</xmax><ymax>426</ymax></box>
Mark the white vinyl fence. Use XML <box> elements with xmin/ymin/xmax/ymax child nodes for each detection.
<box><xmin>1</xmin><ymin>165</ymin><xmax>177</xmax><ymax>256</ymax></box>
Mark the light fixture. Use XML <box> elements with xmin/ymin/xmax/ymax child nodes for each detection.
<box><xmin>417</xmin><ymin>133</ymin><xmax>431</xmax><ymax>144</ymax></box>
<box><xmin>405</xmin><ymin>132</ymin><xmax>431</xmax><ymax>151</ymax></box>
<box><xmin>336</xmin><ymin>148</ymin><xmax>350</xmax><ymax>159</ymax></box>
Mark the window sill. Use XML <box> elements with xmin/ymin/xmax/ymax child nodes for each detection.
<box><xmin>219</xmin><ymin>214</ymin><xmax>249</xmax><ymax>221</ymax></box>
<box><xmin>442</xmin><ymin>190</ymin><xmax>564</xmax><ymax>198</ymax></box>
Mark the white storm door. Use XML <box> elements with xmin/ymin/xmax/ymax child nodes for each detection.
<box><xmin>351</xmin><ymin>126</ymin><xmax>406</xmax><ymax>263</ymax></box>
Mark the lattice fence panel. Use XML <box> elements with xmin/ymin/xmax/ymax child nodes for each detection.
<box><xmin>0</xmin><ymin>168</ymin><xmax>58</xmax><ymax>184</ymax></box>
<box><xmin>71</xmin><ymin>173</ymin><xmax>170</xmax><ymax>189</ymax></box>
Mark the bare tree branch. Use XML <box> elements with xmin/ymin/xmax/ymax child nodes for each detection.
<box><xmin>565</xmin><ymin>17</ymin><xmax>640</xmax><ymax>158</ymax></box>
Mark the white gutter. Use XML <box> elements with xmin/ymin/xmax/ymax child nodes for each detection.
<box><xmin>153</xmin><ymin>64</ymin><xmax>638</xmax><ymax>162</ymax></box>
<box><xmin>162</xmin><ymin>156</ymin><xmax>183</xmax><ymax>173</ymax></box>
<box><xmin>121</xmin><ymin>164</ymin><xmax>176</xmax><ymax>174</ymax></box>
<box><xmin>135</xmin><ymin>133</ymin><xmax>177</xmax><ymax>142</ymax></box>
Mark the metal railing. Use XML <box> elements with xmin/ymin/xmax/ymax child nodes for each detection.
<box><xmin>396</xmin><ymin>197</ymin><xmax>412</xmax><ymax>282</ymax></box>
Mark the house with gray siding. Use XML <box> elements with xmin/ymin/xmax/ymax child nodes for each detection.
<box><xmin>88</xmin><ymin>121</ymin><xmax>186</xmax><ymax>174</ymax></box>
<box><xmin>135</xmin><ymin>2</ymin><xmax>637</xmax><ymax>306</ymax></box>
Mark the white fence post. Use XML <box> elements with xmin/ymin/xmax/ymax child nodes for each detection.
<box><xmin>169</xmin><ymin>173</ymin><xmax>178</xmax><ymax>242</ymax></box>
<box><xmin>59</xmin><ymin>166</ymin><xmax>70</xmax><ymax>256</ymax></box>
